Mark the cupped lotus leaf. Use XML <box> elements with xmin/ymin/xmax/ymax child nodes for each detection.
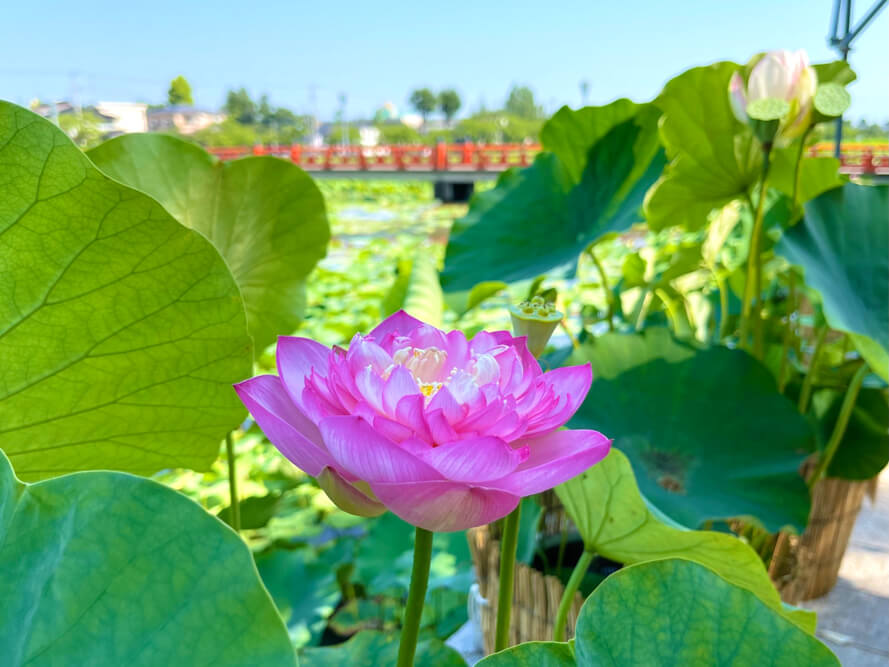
<box><xmin>814</xmin><ymin>83</ymin><xmax>851</xmax><ymax>119</ymax></box>
<box><xmin>0</xmin><ymin>102</ymin><xmax>251</xmax><ymax>480</ymax></box>
<box><xmin>555</xmin><ymin>449</ymin><xmax>815</xmax><ymax>632</ymax></box>
<box><xmin>777</xmin><ymin>184</ymin><xmax>889</xmax><ymax>377</ymax></box>
<box><xmin>812</xmin><ymin>387</ymin><xmax>889</xmax><ymax>480</ymax></box>
<box><xmin>300</xmin><ymin>630</ymin><xmax>466</xmax><ymax>667</ymax></box>
<box><xmin>644</xmin><ymin>62</ymin><xmax>762</xmax><ymax>231</ymax></box>
<box><xmin>566</xmin><ymin>328</ymin><xmax>813</xmax><ymax>531</ymax></box>
<box><xmin>478</xmin><ymin>560</ymin><xmax>837</xmax><ymax>666</ymax></box>
<box><xmin>88</xmin><ymin>133</ymin><xmax>330</xmax><ymax>352</ymax></box>
<box><xmin>813</xmin><ymin>61</ymin><xmax>857</xmax><ymax>86</ymax></box>
<box><xmin>0</xmin><ymin>451</ymin><xmax>295</xmax><ymax>666</ymax></box>
<box><xmin>577</xmin><ymin>560</ymin><xmax>838</xmax><ymax>666</ymax></box>
<box><xmin>477</xmin><ymin>642</ymin><xmax>574</xmax><ymax>666</ymax></box>
<box><xmin>441</xmin><ymin>101</ymin><xmax>664</xmax><ymax>290</ymax></box>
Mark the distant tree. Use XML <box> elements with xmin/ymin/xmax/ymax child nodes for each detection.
<box><xmin>224</xmin><ymin>88</ymin><xmax>257</xmax><ymax>124</ymax></box>
<box><xmin>439</xmin><ymin>89</ymin><xmax>461</xmax><ymax>122</ymax></box>
<box><xmin>455</xmin><ymin>112</ymin><xmax>542</xmax><ymax>143</ymax></box>
<box><xmin>167</xmin><ymin>76</ymin><xmax>194</xmax><ymax>106</ymax></box>
<box><xmin>257</xmin><ymin>94</ymin><xmax>273</xmax><ymax>126</ymax></box>
<box><xmin>505</xmin><ymin>85</ymin><xmax>543</xmax><ymax>119</ymax></box>
<box><xmin>409</xmin><ymin>88</ymin><xmax>438</xmax><ymax>121</ymax></box>
<box><xmin>326</xmin><ymin>125</ymin><xmax>361</xmax><ymax>145</ymax></box>
<box><xmin>376</xmin><ymin>123</ymin><xmax>423</xmax><ymax>144</ymax></box>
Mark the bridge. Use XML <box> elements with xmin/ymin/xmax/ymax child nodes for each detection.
<box><xmin>207</xmin><ymin>141</ymin><xmax>889</xmax><ymax>188</ymax></box>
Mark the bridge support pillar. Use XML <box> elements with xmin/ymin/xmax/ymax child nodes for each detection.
<box><xmin>434</xmin><ymin>181</ymin><xmax>474</xmax><ymax>203</ymax></box>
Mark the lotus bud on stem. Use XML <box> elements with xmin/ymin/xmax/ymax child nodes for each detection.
<box><xmin>494</xmin><ymin>296</ymin><xmax>564</xmax><ymax>652</ymax></box>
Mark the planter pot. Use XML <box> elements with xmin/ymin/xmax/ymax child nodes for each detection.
<box><xmin>775</xmin><ymin>476</ymin><xmax>871</xmax><ymax>603</ymax></box>
<box><xmin>467</xmin><ymin>524</ymin><xmax>584</xmax><ymax>655</ymax></box>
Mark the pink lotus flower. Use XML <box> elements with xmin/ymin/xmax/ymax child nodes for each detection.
<box><xmin>729</xmin><ymin>49</ymin><xmax>816</xmax><ymax>141</ymax></box>
<box><xmin>235</xmin><ymin>311</ymin><xmax>610</xmax><ymax>532</ymax></box>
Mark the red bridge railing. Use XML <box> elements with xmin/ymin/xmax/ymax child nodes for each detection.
<box><xmin>208</xmin><ymin>143</ymin><xmax>540</xmax><ymax>173</ymax></box>
<box><xmin>207</xmin><ymin>142</ymin><xmax>889</xmax><ymax>176</ymax></box>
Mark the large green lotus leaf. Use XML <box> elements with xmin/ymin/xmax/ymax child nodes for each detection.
<box><xmin>644</xmin><ymin>62</ymin><xmax>762</xmax><ymax>231</ymax></box>
<box><xmin>769</xmin><ymin>149</ymin><xmax>846</xmax><ymax>205</ymax></box>
<box><xmin>88</xmin><ymin>133</ymin><xmax>330</xmax><ymax>352</ymax></box>
<box><xmin>441</xmin><ymin>101</ymin><xmax>665</xmax><ymax>290</ymax></box>
<box><xmin>812</xmin><ymin>387</ymin><xmax>889</xmax><ymax>480</ymax></box>
<box><xmin>567</xmin><ymin>328</ymin><xmax>813</xmax><ymax>531</ymax></box>
<box><xmin>479</xmin><ymin>560</ymin><xmax>837</xmax><ymax>666</ymax></box>
<box><xmin>777</xmin><ymin>184</ymin><xmax>889</xmax><ymax>376</ymax></box>
<box><xmin>300</xmin><ymin>630</ymin><xmax>466</xmax><ymax>666</ymax></box>
<box><xmin>0</xmin><ymin>451</ymin><xmax>295</xmax><ymax>666</ymax></box>
<box><xmin>477</xmin><ymin>642</ymin><xmax>575</xmax><ymax>666</ymax></box>
<box><xmin>555</xmin><ymin>449</ymin><xmax>815</xmax><ymax>632</ymax></box>
<box><xmin>0</xmin><ymin>102</ymin><xmax>251</xmax><ymax>480</ymax></box>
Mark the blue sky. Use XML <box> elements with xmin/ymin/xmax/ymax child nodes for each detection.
<box><xmin>2</xmin><ymin>0</ymin><xmax>887</xmax><ymax>123</ymax></box>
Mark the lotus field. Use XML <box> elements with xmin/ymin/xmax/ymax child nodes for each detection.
<box><xmin>1</xmin><ymin>50</ymin><xmax>887</xmax><ymax>667</ymax></box>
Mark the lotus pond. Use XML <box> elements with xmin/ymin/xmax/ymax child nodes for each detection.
<box><xmin>1</xmin><ymin>50</ymin><xmax>887</xmax><ymax>667</ymax></box>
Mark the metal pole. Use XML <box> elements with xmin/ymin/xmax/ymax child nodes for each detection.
<box><xmin>833</xmin><ymin>0</ymin><xmax>853</xmax><ymax>157</ymax></box>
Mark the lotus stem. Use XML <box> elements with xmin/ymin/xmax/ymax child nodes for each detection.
<box><xmin>798</xmin><ymin>326</ymin><xmax>828</xmax><ymax>414</ymax></box>
<box><xmin>553</xmin><ymin>549</ymin><xmax>593</xmax><ymax>642</ymax></box>
<box><xmin>713</xmin><ymin>266</ymin><xmax>729</xmax><ymax>342</ymax></box>
<box><xmin>777</xmin><ymin>274</ymin><xmax>797</xmax><ymax>394</ymax></box>
<box><xmin>494</xmin><ymin>504</ymin><xmax>522</xmax><ymax>651</ymax></box>
<box><xmin>740</xmin><ymin>149</ymin><xmax>771</xmax><ymax>355</ymax></box>
<box><xmin>791</xmin><ymin>126</ymin><xmax>814</xmax><ymax>208</ymax></box>
<box><xmin>589</xmin><ymin>247</ymin><xmax>615</xmax><ymax>332</ymax></box>
<box><xmin>225</xmin><ymin>432</ymin><xmax>241</xmax><ymax>533</ymax></box>
<box><xmin>396</xmin><ymin>527</ymin><xmax>434</xmax><ymax>667</ymax></box>
<box><xmin>809</xmin><ymin>364</ymin><xmax>869</xmax><ymax>487</ymax></box>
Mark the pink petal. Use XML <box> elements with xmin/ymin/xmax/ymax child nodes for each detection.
<box><xmin>407</xmin><ymin>323</ymin><xmax>449</xmax><ymax>352</ymax></box>
<box><xmin>354</xmin><ymin>365</ymin><xmax>385</xmax><ymax>413</ymax></box>
<box><xmin>319</xmin><ymin>415</ymin><xmax>442</xmax><ymax>483</ymax></box>
<box><xmin>277</xmin><ymin>337</ymin><xmax>331</xmax><ymax>408</ymax></box>
<box><xmin>426</xmin><ymin>386</ymin><xmax>465</xmax><ymax>425</ymax></box>
<box><xmin>487</xmin><ymin>429</ymin><xmax>612</xmax><ymax>496</ymax></box>
<box><xmin>523</xmin><ymin>364</ymin><xmax>592</xmax><ymax>436</ymax></box>
<box><xmin>234</xmin><ymin>375</ymin><xmax>333</xmax><ymax>476</ymax></box>
<box><xmin>369</xmin><ymin>310</ymin><xmax>425</xmax><ymax>341</ymax></box>
<box><xmin>396</xmin><ymin>394</ymin><xmax>432</xmax><ymax>442</ymax></box>
<box><xmin>346</xmin><ymin>335</ymin><xmax>392</xmax><ymax>375</ymax></box>
<box><xmin>444</xmin><ymin>329</ymin><xmax>470</xmax><ymax>368</ymax></box>
<box><xmin>383</xmin><ymin>366</ymin><xmax>420</xmax><ymax>415</ymax></box>
<box><xmin>417</xmin><ymin>436</ymin><xmax>527</xmax><ymax>482</ymax></box>
<box><xmin>317</xmin><ymin>466</ymin><xmax>387</xmax><ymax>517</ymax></box>
<box><xmin>426</xmin><ymin>409</ymin><xmax>458</xmax><ymax>445</ymax></box>
<box><xmin>370</xmin><ymin>479</ymin><xmax>520</xmax><ymax>532</ymax></box>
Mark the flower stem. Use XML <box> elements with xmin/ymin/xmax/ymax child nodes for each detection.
<box><xmin>808</xmin><ymin>363</ymin><xmax>869</xmax><ymax>487</ymax></box>
<box><xmin>553</xmin><ymin>550</ymin><xmax>593</xmax><ymax>642</ymax></box>
<box><xmin>798</xmin><ymin>326</ymin><xmax>828</xmax><ymax>414</ymax></box>
<box><xmin>396</xmin><ymin>527</ymin><xmax>434</xmax><ymax>667</ymax></box>
<box><xmin>225</xmin><ymin>432</ymin><xmax>240</xmax><ymax>533</ymax></box>
<box><xmin>494</xmin><ymin>504</ymin><xmax>521</xmax><ymax>652</ymax></box>
<box><xmin>589</xmin><ymin>247</ymin><xmax>615</xmax><ymax>332</ymax></box>
<box><xmin>739</xmin><ymin>148</ymin><xmax>771</xmax><ymax>354</ymax></box>
<box><xmin>777</xmin><ymin>274</ymin><xmax>797</xmax><ymax>394</ymax></box>
<box><xmin>791</xmin><ymin>126</ymin><xmax>814</xmax><ymax>208</ymax></box>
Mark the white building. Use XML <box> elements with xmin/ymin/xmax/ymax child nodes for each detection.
<box><xmin>95</xmin><ymin>102</ymin><xmax>148</xmax><ymax>134</ymax></box>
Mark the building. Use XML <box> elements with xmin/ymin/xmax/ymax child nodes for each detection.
<box><xmin>95</xmin><ymin>102</ymin><xmax>148</xmax><ymax>134</ymax></box>
<box><xmin>147</xmin><ymin>106</ymin><xmax>224</xmax><ymax>135</ymax></box>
